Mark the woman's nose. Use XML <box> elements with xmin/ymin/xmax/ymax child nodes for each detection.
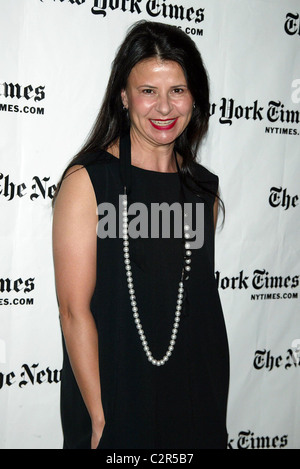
<box><xmin>155</xmin><ymin>94</ymin><xmax>173</xmax><ymax>115</ymax></box>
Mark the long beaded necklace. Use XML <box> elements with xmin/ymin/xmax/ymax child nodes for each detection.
<box><xmin>119</xmin><ymin>133</ymin><xmax>192</xmax><ymax>366</ymax></box>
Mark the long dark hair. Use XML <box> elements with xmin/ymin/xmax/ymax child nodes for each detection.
<box><xmin>53</xmin><ymin>20</ymin><xmax>224</xmax><ymax>221</ymax></box>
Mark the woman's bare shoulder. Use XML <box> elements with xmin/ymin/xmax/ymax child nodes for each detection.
<box><xmin>54</xmin><ymin>164</ymin><xmax>96</xmax><ymax>212</ymax></box>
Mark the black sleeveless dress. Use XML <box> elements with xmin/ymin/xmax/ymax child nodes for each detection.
<box><xmin>60</xmin><ymin>145</ymin><xmax>229</xmax><ymax>449</ymax></box>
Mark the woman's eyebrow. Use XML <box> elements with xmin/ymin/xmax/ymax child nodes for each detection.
<box><xmin>137</xmin><ymin>84</ymin><xmax>188</xmax><ymax>89</ymax></box>
<box><xmin>137</xmin><ymin>84</ymin><xmax>157</xmax><ymax>88</ymax></box>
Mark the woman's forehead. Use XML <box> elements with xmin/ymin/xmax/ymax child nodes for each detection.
<box><xmin>127</xmin><ymin>58</ymin><xmax>186</xmax><ymax>83</ymax></box>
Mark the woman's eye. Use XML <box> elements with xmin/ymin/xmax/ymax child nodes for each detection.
<box><xmin>142</xmin><ymin>89</ymin><xmax>154</xmax><ymax>94</ymax></box>
<box><xmin>172</xmin><ymin>88</ymin><xmax>184</xmax><ymax>94</ymax></box>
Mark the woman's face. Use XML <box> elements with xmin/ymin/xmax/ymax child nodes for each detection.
<box><xmin>121</xmin><ymin>58</ymin><xmax>194</xmax><ymax>149</ymax></box>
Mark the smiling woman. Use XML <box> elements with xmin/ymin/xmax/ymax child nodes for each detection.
<box><xmin>119</xmin><ymin>59</ymin><xmax>194</xmax><ymax>162</ymax></box>
<box><xmin>52</xmin><ymin>20</ymin><xmax>229</xmax><ymax>450</ymax></box>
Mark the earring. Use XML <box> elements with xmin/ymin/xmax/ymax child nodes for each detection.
<box><xmin>193</xmin><ymin>102</ymin><xmax>196</xmax><ymax>109</ymax></box>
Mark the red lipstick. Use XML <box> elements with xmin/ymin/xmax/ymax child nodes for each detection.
<box><xmin>149</xmin><ymin>118</ymin><xmax>178</xmax><ymax>130</ymax></box>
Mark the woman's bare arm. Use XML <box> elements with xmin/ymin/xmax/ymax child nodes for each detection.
<box><xmin>52</xmin><ymin>165</ymin><xmax>104</xmax><ymax>449</ymax></box>
<box><xmin>213</xmin><ymin>195</ymin><xmax>219</xmax><ymax>232</ymax></box>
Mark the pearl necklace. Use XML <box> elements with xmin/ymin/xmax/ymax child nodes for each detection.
<box><xmin>121</xmin><ymin>189</ymin><xmax>192</xmax><ymax>366</ymax></box>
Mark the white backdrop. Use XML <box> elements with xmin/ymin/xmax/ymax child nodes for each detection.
<box><xmin>0</xmin><ymin>0</ymin><xmax>299</xmax><ymax>449</ymax></box>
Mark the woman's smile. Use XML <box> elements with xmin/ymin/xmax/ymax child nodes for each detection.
<box><xmin>149</xmin><ymin>118</ymin><xmax>178</xmax><ymax>130</ymax></box>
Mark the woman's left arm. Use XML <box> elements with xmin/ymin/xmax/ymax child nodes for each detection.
<box><xmin>213</xmin><ymin>196</ymin><xmax>219</xmax><ymax>232</ymax></box>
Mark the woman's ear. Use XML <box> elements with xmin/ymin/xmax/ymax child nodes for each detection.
<box><xmin>121</xmin><ymin>89</ymin><xmax>128</xmax><ymax>109</ymax></box>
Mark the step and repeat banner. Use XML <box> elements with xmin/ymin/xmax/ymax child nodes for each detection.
<box><xmin>0</xmin><ymin>0</ymin><xmax>299</xmax><ymax>449</ymax></box>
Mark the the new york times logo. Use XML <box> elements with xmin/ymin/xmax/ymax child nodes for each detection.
<box><xmin>254</xmin><ymin>347</ymin><xmax>300</xmax><ymax>371</ymax></box>
<box><xmin>216</xmin><ymin>269</ymin><xmax>299</xmax><ymax>291</ymax></box>
<box><xmin>0</xmin><ymin>173</ymin><xmax>56</xmax><ymax>201</ymax></box>
<box><xmin>0</xmin><ymin>277</ymin><xmax>35</xmax><ymax>307</ymax></box>
<box><xmin>284</xmin><ymin>12</ymin><xmax>300</xmax><ymax>36</ymax></box>
<box><xmin>0</xmin><ymin>277</ymin><xmax>35</xmax><ymax>294</ymax></box>
<box><xmin>210</xmin><ymin>98</ymin><xmax>300</xmax><ymax>127</ymax></box>
<box><xmin>0</xmin><ymin>82</ymin><xmax>45</xmax><ymax>115</ymax></box>
<box><xmin>269</xmin><ymin>187</ymin><xmax>299</xmax><ymax>210</ymax></box>
<box><xmin>92</xmin><ymin>0</ymin><xmax>204</xmax><ymax>23</ymax></box>
<box><xmin>40</xmin><ymin>0</ymin><xmax>205</xmax><ymax>24</ymax></box>
<box><xmin>0</xmin><ymin>82</ymin><xmax>45</xmax><ymax>102</ymax></box>
<box><xmin>228</xmin><ymin>430</ymin><xmax>288</xmax><ymax>449</ymax></box>
<box><xmin>0</xmin><ymin>363</ymin><xmax>61</xmax><ymax>389</ymax></box>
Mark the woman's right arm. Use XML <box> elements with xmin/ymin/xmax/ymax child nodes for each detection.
<box><xmin>52</xmin><ymin>165</ymin><xmax>105</xmax><ymax>449</ymax></box>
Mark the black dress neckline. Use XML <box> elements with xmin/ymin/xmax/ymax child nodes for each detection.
<box><xmin>104</xmin><ymin>150</ymin><xmax>180</xmax><ymax>176</ymax></box>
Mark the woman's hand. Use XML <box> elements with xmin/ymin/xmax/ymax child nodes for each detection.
<box><xmin>91</xmin><ymin>418</ymin><xmax>106</xmax><ymax>449</ymax></box>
